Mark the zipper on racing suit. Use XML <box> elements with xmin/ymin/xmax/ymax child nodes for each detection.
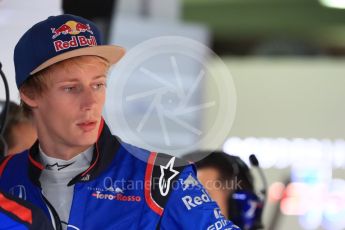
<box><xmin>42</xmin><ymin>194</ymin><xmax>63</xmax><ymax>230</ymax></box>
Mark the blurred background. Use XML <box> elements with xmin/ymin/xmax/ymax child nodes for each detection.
<box><xmin>1</xmin><ymin>0</ymin><xmax>345</xmax><ymax>229</ymax></box>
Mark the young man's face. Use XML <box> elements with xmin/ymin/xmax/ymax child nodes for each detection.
<box><xmin>30</xmin><ymin>56</ymin><xmax>108</xmax><ymax>152</ymax></box>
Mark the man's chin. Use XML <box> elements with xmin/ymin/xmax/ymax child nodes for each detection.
<box><xmin>76</xmin><ymin>132</ymin><xmax>98</xmax><ymax>145</ymax></box>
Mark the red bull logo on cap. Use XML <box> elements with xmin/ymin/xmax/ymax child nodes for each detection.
<box><xmin>51</xmin><ymin>20</ymin><xmax>96</xmax><ymax>52</ymax></box>
<box><xmin>51</xmin><ymin>20</ymin><xmax>93</xmax><ymax>39</ymax></box>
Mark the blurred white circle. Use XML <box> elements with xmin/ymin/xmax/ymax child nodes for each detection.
<box><xmin>105</xmin><ymin>36</ymin><xmax>236</xmax><ymax>162</ymax></box>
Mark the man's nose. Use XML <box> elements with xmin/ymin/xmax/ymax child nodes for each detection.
<box><xmin>81</xmin><ymin>88</ymin><xmax>97</xmax><ymax>110</ymax></box>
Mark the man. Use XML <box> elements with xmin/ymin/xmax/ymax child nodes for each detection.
<box><xmin>184</xmin><ymin>151</ymin><xmax>264</xmax><ymax>230</ymax></box>
<box><xmin>0</xmin><ymin>14</ymin><xmax>239</xmax><ymax>229</ymax></box>
<box><xmin>0</xmin><ymin>101</ymin><xmax>37</xmax><ymax>156</ymax></box>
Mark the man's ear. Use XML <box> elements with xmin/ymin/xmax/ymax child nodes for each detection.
<box><xmin>20</xmin><ymin>89</ymin><xmax>38</xmax><ymax>108</ymax></box>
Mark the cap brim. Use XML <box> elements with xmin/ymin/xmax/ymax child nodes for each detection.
<box><xmin>30</xmin><ymin>45</ymin><xmax>125</xmax><ymax>75</ymax></box>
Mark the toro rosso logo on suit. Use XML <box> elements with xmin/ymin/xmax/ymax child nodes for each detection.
<box><xmin>51</xmin><ymin>20</ymin><xmax>96</xmax><ymax>52</ymax></box>
<box><xmin>92</xmin><ymin>191</ymin><xmax>141</xmax><ymax>202</ymax></box>
<box><xmin>91</xmin><ymin>184</ymin><xmax>141</xmax><ymax>202</ymax></box>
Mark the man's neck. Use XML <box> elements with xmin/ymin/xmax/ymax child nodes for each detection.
<box><xmin>38</xmin><ymin>142</ymin><xmax>93</xmax><ymax>160</ymax></box>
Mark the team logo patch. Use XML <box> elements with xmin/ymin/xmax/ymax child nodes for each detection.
<box><xmin>180</xmin><ymin>173</ymin><xmax>200</xmax><ymax>191</ymax></box>
<box><xmin>9</xmin><ymin>185</ymin><xmax>27</xmax><ymax>200</ymax></box>
<box><xmin>146</xmin><ymin>153</ymin><xmax>187</xmax><ymax>214</ymax></box>
<box><xmin>51</xmin><ymin>20</ymin><xmax>97</xmax><ymax>52</ymax></box>
<box><xmin>89</xmin><ymin>180</ymin><xmax>142</xmax><ymax>203</ymax></box>
<box><xmin>81</xmin><ymin>174</ymin><xmax>90</xmax><ymax>181</ymax></box>
<box><xmin>92</xmin><ymin>190</ymin><xmax>141</xmax><ymax>202</ymax></box>
<box><xmin>51</xmin><ymin>20</ymin><xmax>93</xmax><ymax>39</ymax></box>
<box><xmin>45</xmin><ymin>162</ymin><xmax>75</xmax><ymax>171</ymax></box>
<box><xmin>207</xmin><ymin>208</ymin><xmax>231</xmax><ymax>230</ymax></box>
<box><xmin>181</xmin><ymin>189</ymin><xmax>212</xmax><ymax>211</ymax></box>
<box><xmin>159</xmin><ymin>157</ymin><xmax>179</xmax><ymax>196</ymax></box>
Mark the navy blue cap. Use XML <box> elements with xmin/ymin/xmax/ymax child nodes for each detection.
<box><xmin>14</xmin><ymin>14</ymin><xmax>125</xmax><ymax>89</ymax></box>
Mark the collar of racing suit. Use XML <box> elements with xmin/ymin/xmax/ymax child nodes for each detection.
<box><xmin>27</xmin><ymin>118</ymin><xmax>121</xmax><ymax>187</ymax></box>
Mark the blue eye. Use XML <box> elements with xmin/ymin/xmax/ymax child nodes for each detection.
<box><xmin>62</xmin><ymin>85</ymin><xmax>80</xmax><ymax>93</ymax></box>
<box><xmin>93</xmin><ymin>83</ymin><xmax>106</xmax><ymax>90</ymax></box>
<box><xmin>64</xmin><ymin>86</ymin><xmax>76</xmax><ymax>92</ymax></box>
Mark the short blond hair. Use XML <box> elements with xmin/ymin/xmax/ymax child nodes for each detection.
<box><xmin>20</xmin><ymin>55</ymin><xmax>109</xmax><ymax>117</ymax></box>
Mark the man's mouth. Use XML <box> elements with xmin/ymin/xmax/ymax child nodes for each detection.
<box><xmin>77</xmin><ymin>120</ymin><xmax>97</xmax><ymax>132</ymax></box>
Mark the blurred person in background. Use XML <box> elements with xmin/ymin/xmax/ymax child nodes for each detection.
<box><xmin>0</xmin><ymin>101</ymin><xmax>37</xmax><ymax>156</ymax></box>
<box><xmin>62</xmin><ymin>0</ymin><xmax>116</xmax><ymax>43</ymax></box>
<box><xmin>184</xmin><ymin>151</ymin><xmax>264</xmax><ymax>230</ymax></box>
<box><xmin>0</xmin><ymin>102</ymin><xmax>48</xmax><ymax>230</ymax></box>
